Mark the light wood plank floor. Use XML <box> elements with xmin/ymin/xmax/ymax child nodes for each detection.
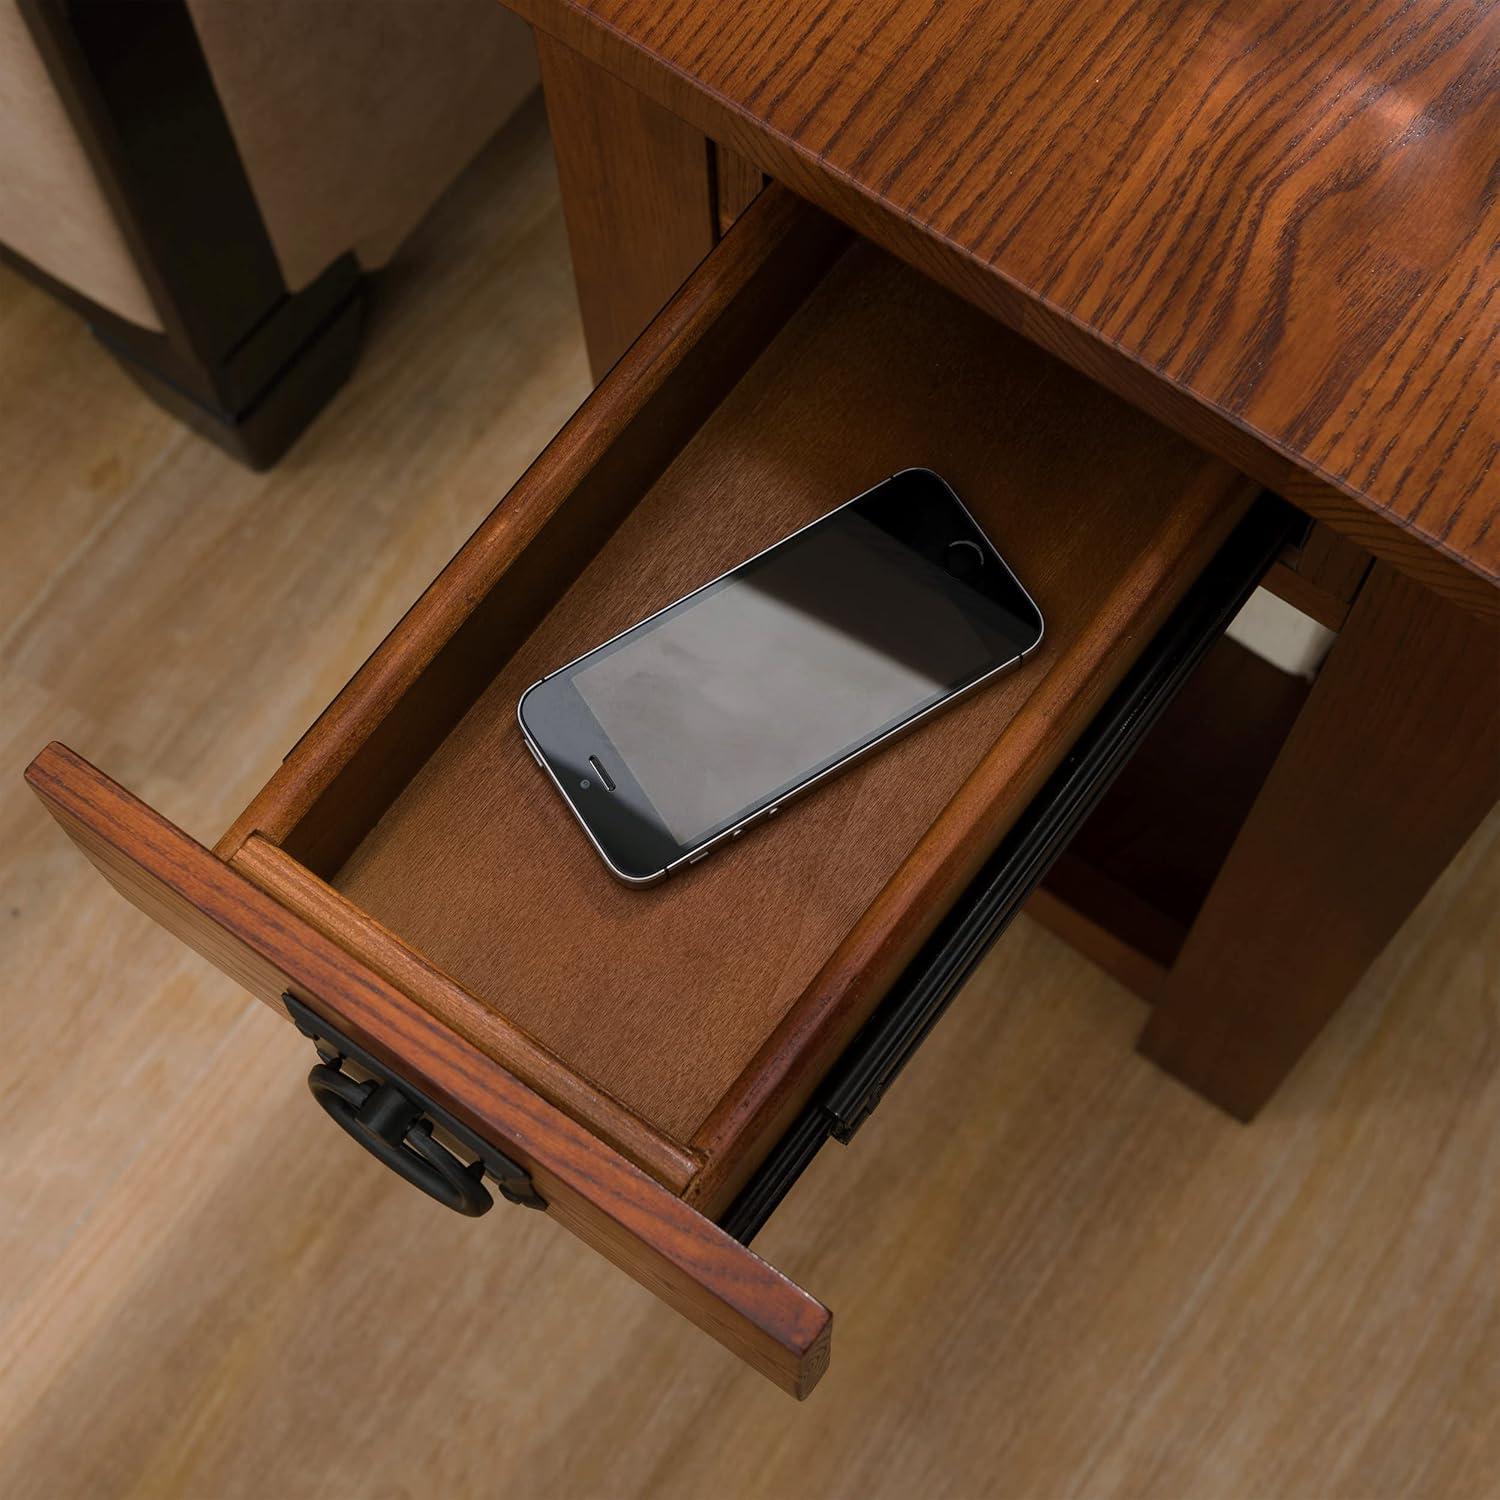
<box><xmin>2</xmin><ymin>98</ymin><xmax>1497</xmax><ymax>1500</ymax></box>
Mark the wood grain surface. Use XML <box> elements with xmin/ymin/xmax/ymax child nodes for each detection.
<box><xmin>6</xmin><ymin>110</ymin><xmax>1500</xmax><ymax>1493</ymax></box>
<box><xmin>713</xmin><ymin>140</ymin><xmax>764</xmax><ymax>234</ymax></box>
<box><xmin>1263</xmin><ymin>522</ymin><xmax>1374</xmax><ymax>632</ymax></box>
<box><xmin>1142</xmin><ymin>562</ymin><xmax>1500</xmax><ymax>1117</ymax></box>
<box><xmin>218</xmin><ymin>188</ymin><xmax>850</xmax><ymax>875</ymax></box>
<box><xmin>232</xmin><ymin>833</ymin><xmax>701</xmax><ymax>1192</ymax></box>
<box><xmin>25</xmin><ymin>743</ymin><xmax>831</xmax><ymax>1398</ymax></box>
<box><xmin>328</xmin><ymin>238</ymin><xmax>1249</xmax><ymax>1203</ymax></box>
<box><xmin>536</xmin><ymin>32</ymin><xmax>716</xmax><ymax>379</ymax></box>
<box><xmin>510</xmin><ymin>0</ymin><xmax>1500</xmax><ymax>616</ymax></box>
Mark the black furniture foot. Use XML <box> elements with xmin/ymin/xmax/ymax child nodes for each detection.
<box><xmin>96</xmin><ymin>269</ymin><xmax>365</xmax><ymax>470</ymax></box>
<box><xmin>17</xmin><ymin>0</ymin><xmax>368</xmax><ymax>471</ymax></box>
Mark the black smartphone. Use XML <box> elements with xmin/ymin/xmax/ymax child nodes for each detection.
<box><xmin>517</xmin><ymin>468</ymin><xmax>1044</xmax><ymax>884</ymax></box>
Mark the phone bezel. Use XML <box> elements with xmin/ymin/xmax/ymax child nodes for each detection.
<box><xmin>517</xmin><ymin>469</ymin><xmax>1045</xmax><ymax>885</ymax></box>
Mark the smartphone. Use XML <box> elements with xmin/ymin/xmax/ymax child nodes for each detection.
<box><xmin>517</xmin><ymin>468</ymin><xmax>1044</xmax><ymax>885</ymax></box>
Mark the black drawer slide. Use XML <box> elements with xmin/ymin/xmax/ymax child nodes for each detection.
<box><xmin>719</xmin><ymin>494</ymin><xmax>1301</xmax><ymax>1244</ymax></box>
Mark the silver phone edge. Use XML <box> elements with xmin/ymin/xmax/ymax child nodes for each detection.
<box><xmin>516</xmin><ymin>469</ymin><xmax>1046</xmax><ymax>887</ymax></box>
<box><xmin>517</xmin><ymin>676</ymin><xmax>668</xmax><ymax>887</ymax></box>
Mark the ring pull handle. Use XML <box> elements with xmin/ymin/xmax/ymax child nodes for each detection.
<box><xmin>307</xmin><ymin>1061</ymin><xmax>494</xmax><ymax>1217</ymax></box>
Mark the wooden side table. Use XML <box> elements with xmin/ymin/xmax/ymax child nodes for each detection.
<box><xmin>515</xmin><ymin>1</ymin><xmax>1500</xmax><ymax>1121</ymax></box>
<box><xmin>26</xmin><ymin>1</ymin><xmax>1500</xmax><ymax>1394</ymax></box>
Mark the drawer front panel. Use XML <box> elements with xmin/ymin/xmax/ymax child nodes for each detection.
<box><xmin>25</xmin><ymin>743</ymin><xmax>832</xmax><ymax>1398</ymax></box>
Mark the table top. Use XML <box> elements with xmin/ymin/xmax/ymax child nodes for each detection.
<box><xmin>514</xmin><ymin>0</ymin><xmax>1500</xmax><ymax>613</ymax></box>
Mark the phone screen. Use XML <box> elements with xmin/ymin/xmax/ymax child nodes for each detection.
<box><xmin>520</xmin><ymin>470</ymin><xmax>1043</xmax><ymax>881</ymax></box>
<box><xmin>574</xmin><ymin>510</ymin><xmax>998</xmax><ymax>843</ymax></box>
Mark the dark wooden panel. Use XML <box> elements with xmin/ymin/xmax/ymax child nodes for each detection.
<box><xmin>1141</xmin><ymin>566</ymin><xmax>1500</xmax><ymax>1118</ymax></box>
<box><xmin>25</xmin><ymin>743</ymin><xmax>832</xmax><ymax>1399</ymax></box>
<box><xmin>1064</xmin><ymin>638</ymin><xmax>1310</xmax><ymax>938</ymax></box>
<box><xmin>1029</xmin><ymin>638</ymin><xmax>1309</xmax><ymax>999</ymax></box>
<box><xmin>1263</xmin><ymin>524</ymin><xmax>1373</xmax><ymax>632</ymax></box>
<box><xmin>1027</xmin><ymin>868</ymin><xmax>1175</xmax><ymax>1001</ymax></box>
<box><xmin>536</xmin><ymin>33</ymin><xmax>716</xmax><ymax>379</ymax></box>
<box><xmin>714</xmin><ymin>143</ymin><xmax>764</xmax><ymax>234</ymax></box>
<box><xmin>509</xmin><ymin>0</ymin><xmax>1500</xmax><ymax>617</ymax></box>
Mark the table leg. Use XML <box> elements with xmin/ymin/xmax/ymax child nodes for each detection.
<box><xmin>1139</xmin><ymin>563</ymin><xmax>1500</xmax><ymax>1119</ymax></box>
<box><xmin>535</xmin><ymin>34</ymin><xmax>717</xmax><ymax>380</ymax></box>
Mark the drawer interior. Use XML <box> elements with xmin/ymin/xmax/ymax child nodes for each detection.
<box><xmin>225</xmin><ymin>196</ymin><xmax>1252</xmax><ymax>1210</ymax></box>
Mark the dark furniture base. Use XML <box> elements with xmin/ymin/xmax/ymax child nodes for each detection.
<box><xmin>15</xmin><ymin>0</ymin><xmax>368</xmax><ymax>469</ymax></box>
<box><xmin>97</xmin><ymin>276</ymin><xmax>366</xmax><ymax>470</ymax></box>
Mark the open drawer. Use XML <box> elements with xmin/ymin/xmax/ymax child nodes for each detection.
<box><xmin>27</xmin><ymin>188</ymin><xmax>1282</xmax><ymax>1398</ymax></box>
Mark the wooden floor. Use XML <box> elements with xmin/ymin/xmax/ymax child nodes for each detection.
<box><xmin>2</xmin><ymin>99</ymin><xmax>1497</xmax><ymax>1500</ymax></box>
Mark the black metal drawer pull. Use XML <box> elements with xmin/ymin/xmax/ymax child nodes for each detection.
<box><xmin>307</xmin><ymin>1061</ymin><xmax>494</xmax><ymax>1216</ymax></box>
<box><xmin>284</xmin><ymin>992</ymin><xmax>546</xmax><ymax>1216</ymax></box>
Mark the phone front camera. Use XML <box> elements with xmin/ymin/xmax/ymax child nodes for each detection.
<box><xmin>945</xmin><ymin>539</ymin><xmax>986</xmax><ymax>580</ymax></box>
<box><xmin>579</xmin><ymin>778</ymin><xmax>592</xmax><ymax>790</ymax></box>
